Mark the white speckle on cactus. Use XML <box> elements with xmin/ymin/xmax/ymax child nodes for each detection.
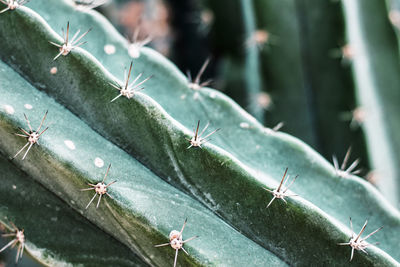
<box><xmin>209</xmin><ymin>92</ymin><xmax>216</xmax><ymax>98</ymax></box>
<box><xmin>24</xmin><ymin>104</ymin><xmax>33</xmax><ymax>110</ymax></box>
<box><xmin>64</xmin><ymin>140</ymin><xmax>76</xmax><ymax>150</ymax></box>
<box><xmin>104</xmin><ymin>44</ymin><xmax>116</xmax><ymax>55</ymax></box>
<box><xmin>12</xmin><ymin>185</ymin><xmax>17</xmax><ymax>190</ymax></box>
<box><xmin>240</xmin><ymin>122</ymin><xmax>250</xmax><ymax>129</ymax></box>
<box><xmin>3</xmin><ymin>105</ymin><xmax>15</xmax><ymax>114</ymax></box>
<box><xmin>180</xmin><ymin>94</ymin><xmax>187</xmax><ymax>100</ymax></box>
<box><xmin>94</xmin><ymin>157</ymin><xmax>104</xmax><ymax>167</ymax></box>
<box><xmin>50</xmin><ymin>67</ymin><xmax>58</xmax><ymax>74</ymax></box>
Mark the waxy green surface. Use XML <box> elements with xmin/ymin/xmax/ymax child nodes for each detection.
<box><xmin>0</xmin><ymin>154</ymin><xmax>147</xmax><ymax>266</ymax></box>
<box><xmin>0</xmin><ymin>0</ymin><xmax>399</xmax><ymax>265</ymax></box>
<box><xmin>252</xmin><ymin>0</ymin><xmax>370</xmax><ymax>172</ymax></box>
<box><xmin>342</xmin><ymin>0</ymin><xmax>400</xmax><ymax>208</ymax></box>
<box><xmin>207</xmin><ymin>0</ymin><xmax>264</xmax><ymax>122</ymax></box>
<box><xmin>0</xmin><ymin>60</ymin><xmax>285</xmax><ymax>266</ymax></box>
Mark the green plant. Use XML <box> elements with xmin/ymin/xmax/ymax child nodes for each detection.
<box><xmin>203</xmin><ymin>0</ymin><xmax>371</xmax><ymax>177</ymax></box>
<box><xmin>343</xmin><ymin>0</ymin><xmax>400</xmax><ymax>205</ymax></box>
<box><xmin>0</xmin><ymin>0</ymin><xmax>399</xmax><ymax>266</ymax></box>
<box><xmin>0</xmin><ymin>153</ymin><xmax>147</xmax><ymax>266</ymax></box>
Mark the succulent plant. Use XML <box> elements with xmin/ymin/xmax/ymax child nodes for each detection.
<box><xmin>203</xmin><ymin>0</ymin><xmax>400</xmax><ymax>210</ymax></box>
<box><xmin>342</xmin><ymin>0</ymin><xmax>400</xmax><ymax>206</ymax></box>
<box><xmin>206</xmin><ymin>0</ymin><xmax>264</xmax><ymax>122</ymax></box>
<box><xmin>204</xmin><ymin>0</ymin><xmax>371</xmax><ymax>178</ymax></box>
<box><xmin>0</xmin><ymin>0</ymin><xmax>399</xmax><ymax>266</ymax></box>
<box><xmin>0</xmin><ymin>153</ymin><xmax>147</xmax><ymax>266</ymax></box>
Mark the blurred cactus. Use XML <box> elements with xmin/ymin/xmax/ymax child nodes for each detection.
<box><xmin>165</xmin><ymin>0</ymin><xmax>400</xmax><ymax>206</ymax></box>
<box><xmin>342</xmin><ymin>0</ymin><xmax>400</xmax><ymax>205</ymax></box>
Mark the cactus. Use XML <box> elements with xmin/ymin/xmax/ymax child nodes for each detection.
<box><xmin>206</xmin><ymin>0</ymin><xmax>264</xmax><ymax>122</ymax></box>
<box><xmin>0</xmin><ymin>154</ymin><xmax>147</xmax><ymax>266</ymax></box>
<box><xmin>0</xmin><ymin>0</ymin><xmax>399</xmax><ymax>266</ymax></box>
<box><xmin>253</xmin><ymin>0</ymin><xmax>370</xmax><ymax>164</ymax></box>
<box><xmin>200</xmin><ymin>0</ymin><xmax>400</xmax><ymax>209</ymax></box>
<box><xmin>0</xmin><ymin>59</ymin><xmax>285</xmax><ymax>266</ymax></box>
<box><xmin>203</xmin><ymin>0</ymin><xmax>370</xmax><ymax>175</ymax></box>
<box><xmin>342</xmin><ymin>0</ymin><xmax>400</xmax><ymax>206</ymax></box>
<box><xmin>165</xmin><ymin>0</ymin><xmax>211</xmax><ymax>82</ymax></box>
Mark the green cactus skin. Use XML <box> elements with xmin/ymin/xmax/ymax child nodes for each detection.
<box><xmin>251</xmin><ymin>0</ymin><xmax>370</xmax><ymax>173</ymax></box>
<box><xmin>206</xmin><ymin>0</ymin><xmax>264</xmax><ymax>122</ymax></box>
<box><xmin>164</xmin><ymin>0</ymin><xmax>211</xmax><ymax>83</ymax></box>
<box><xmin>0</xmin><ymin>0</ymin><xmax>399</xmax><ymax>265</ymax></box>
<box><xmin>253</xmin><ymin>0</ymin><xmax>316</xmax><ymax>147</ymax></box>
<box><xmin>0</xmin><ymin>154</ymin><xmax>147</xmax><ymax>266</ymax></box>
<box><xmin>342</xmin><ymin>0</ymin><xmax>400</xmax><ymax>207</ymax></box>
<box><xmin>0</xmin><ymin>60</ymin><xmax>286</xmax><ymax>265</ymax></box>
